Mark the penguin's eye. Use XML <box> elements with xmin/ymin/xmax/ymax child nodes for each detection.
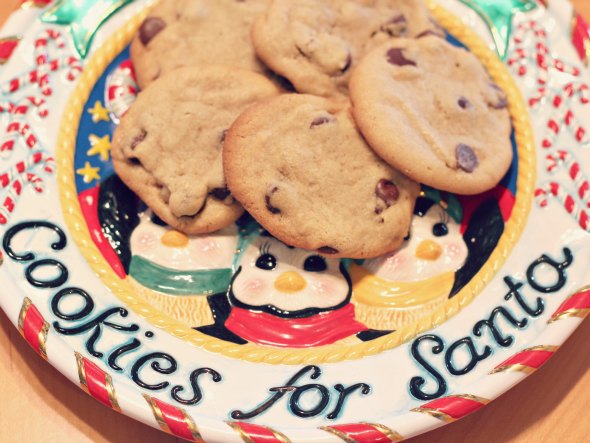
<box><xmin>303</xmin><ymin>255</ymin><xmax>327</xmax><ymax>272</ymax></box>
<box><xmin>433</xmin><ymin>222</ymin><xmax>448</xmax><ymax>237</ymax></box>
<box><xmin>255</xmin><ymin>253</ymin><xmax>277</xmax><ymax>271</ymax></box>
<box><xmin>403</xmin><ymin>231</ymin><xmax>411</xmax><ymax>241</ymax></box>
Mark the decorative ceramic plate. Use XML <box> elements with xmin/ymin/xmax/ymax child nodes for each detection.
<box><xmin>1</xmin><ymin>0</ymin><xmax>589</xmax><ymax>441</ymax></box>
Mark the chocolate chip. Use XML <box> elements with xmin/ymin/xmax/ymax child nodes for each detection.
<box><xmin>310</xmin><ymin>116</ymin><xmax>333</xmax><ymax>128</ymax></box>
<box><xmin>376</xmin><ymin>179</ymin><xmax>400</xmax><ymax>207</ymax></box>
<box><xmin>386</xmin><ymin>48</ymin><xmax>416</xmax><ymax>67</ymax></box>
<box><xmin>265</xmin><ymin>187</ymin><xmax>281</xmax><ymax>214</ymax></box>
<box><xmin>458</xmin><ymin>97</ymin><xmax>472</xmax><ymax>109</ymax></box>
<box><xmin>489</xmin><ymin>83</ymin><xmax>508</xmax><ymax>109</ymax></box>
<box><xmin>341</xmin><ymin>52</ymin><xmax>352</xmax><ymax>73</ymax></box>
<box><xmin>318</xmin><ymin>246</ymin><xmax>339</xmax><ymax>255</ymax></box>
<box><xmin>210</xmin><ymin>188</ymin><xmax>230</xmax><ymax>200</ymax></box>
<box><xmin>139</xmin><ymin>17</ymin><xmax>166</xmax><ymax>46</ymax></box>
<box><xmin>379</xmin><ymin>14</ymin><xmax>408</xmax><ymax>37</ymax></box>
<box><xmin>492</xmin><ymin>97</ymin><xmax>508</xmax><ymax>109</ymax></box>
<box><xmin>456</xmin><ymin>144</ymin><xmax>478</xmax><ymax>173</ymax></box>
<box><xmin>131</xmin><ymin>129</ymin><xmax>147</xmax><ymax>149</ymax></box>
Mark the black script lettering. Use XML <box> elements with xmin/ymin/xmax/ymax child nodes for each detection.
<box><xmin>52</xmin><ymin>288</ymin><xmax>94</xmax><ymax>320</ymax></box>
<box><xmin>409</xmin><ymin>335</ymin><xmax>447</xmax><ymax>400</ymax></box>
<box><xmin>231</xmin><ymin>366</ymin><xmax>320</xmax><ymax>420</ymax></box>
<box><xmin>25</xmin><ymin>259</ymin><xmax>68</xmax><ymax>288</ymax></box>
<box><xmin>171</xmin><ymin>368</ymin><xmax>222</xmax><ymax>406</ymax></box>
<box><xmin>108</xmin><ymin>339</ymin><xmax>141</xmax><ymax>371</ymax></box>
<box><xmin>231</xmin><ymin>366</ymin><xmax>369</xmax><ymax>420</ymax></box>
<box><xmin>473</xmin><ymin>306</ymin><xmax>528</xmax><ymax>347</ymax></box>
<box><xmin>327</xmin><ymin>383</ymin><xmax>371</xmax><ymax>420</ymax></box>
<box><xmin>53</xmin><ymin>307</ymin><xmax>139</xmax><ymax>358</ymax></box>
<box><xmin>445</xmin><ymin>337</ymin><xmax>492</xmax><ymax>376</ymax></box>
<box><xmin>527</xmin><ymin>247</ymin><xmax>573</xmax><ymax>293</ymax></box>
<box><xmin>289</xmin><ymin>384</ymin><xmax>330</xmax><ymax>418</ymax></box>
<box><xmin>2</xmin><ymin>221</ymin><xmax>66</xmax><ymax>262</ymax></box>
<box><xmin>131</xmin><ymin>352</ymin><xmax>178</xmax><ymax>390</ymax></box>
<box><xmin>504</xmin><ymin>276</ymin><xmax>544</xmax><ymax>317</ymax></box>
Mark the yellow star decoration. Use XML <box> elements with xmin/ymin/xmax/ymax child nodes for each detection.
<box><xmin>87</xmin><ymin>134</ymin><xmax>111</xmax><ymax>162</ymax></box>
<box><xmin>88</xmin><ymin>100</ymin><xmax>110</xmax><ymax>123</ymax></box>
<box><xmin>76</xmin><ymin>161</ymin><xmax>101</xmax><ymax>184</ymax></box>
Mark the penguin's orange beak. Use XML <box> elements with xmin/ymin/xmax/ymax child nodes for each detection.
<box><xmin>415</xmin><ymin>240</ymin><xmax>442</xmax><ymax>261</ymax></box>
<box><xmin>274</xmin><ymin>271</ymin><xmax>307</xmax><ymax>293</ymax></box>
<box><xmin>161</xmin><ymin>230</ymin><xmax>189</xmax><ymax>248</ymax></box>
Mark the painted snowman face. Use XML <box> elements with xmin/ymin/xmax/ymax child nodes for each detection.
<box><xmin>363</xmin><ymin>203</ymin><xmax>468</xmax><ymax>282</ymax></box>
<box><xmin>231</xmin><ymin>236</ymin><xmax>350</xmax><ymax>313</ymax></box>
<box><xmin>130</xmin><ymin>211</ymin><xmax>238</xmax><ymax>270</ymax></box>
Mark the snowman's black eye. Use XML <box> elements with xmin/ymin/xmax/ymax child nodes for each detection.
<box><xmin>304</xmin><ymin>255</ymin><xmax>327</xmax><ymax>272</ymax></box>
<box><xmin>433</xmin><ymin>223</ymin><xmax>448</xmax><ymax>237</ymax></box>
<box><xmin>256</xmin><ymin>253</ymin><xmax>277</xmax><ymax>271</ymax></box>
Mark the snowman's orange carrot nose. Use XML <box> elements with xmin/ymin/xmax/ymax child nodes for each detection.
<box><xmin>415</xmin><ymin>240</ymin><xmax>442</xmax><ymax>261</ymax></box>
<box><xmin>161</xmin><ymin>230</ymin><xmax>189</xmax><ymax>248</ymax></box>
<box><xmin>274</xmin><ymin>271</ymin><xmax>307</xmax><ymax>293</ymax></box>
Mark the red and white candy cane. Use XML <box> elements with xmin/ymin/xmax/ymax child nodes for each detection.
<box><xmin>535</xmin><ymin>182</ymin><xmax>590</xmax><ymax>231</ymax></box>
<box><xmin>0</xmin><ymin>97</ymin><xmax>48</xmax><ymax>119</ymax></box>
<box><xmin>0</xmin><ymin>151</ymin><xmax>54</xmax><ymax>225</ymax></box>
<box><xmin>0</xmin><ymin>174</ymin><xmax>48</xmax><ymax>225</ymax></box>
<box><xmin>105</xmin><ymin>60</ymin><xmax>138</xmax><ymax>122</ymax></box>
<box><xmin>545</xmin><ymin>150</ymin><xmax>590</xmax><ymax>204</ymax></box>
<box><xmin>541</xmin><ymin>93</ymin><xmax>589</xmax><ymax>148</ymax></box>
<box><xmin>1</xmin><ymin>29</ymin><xmax>81</xmax><ymax>97</ymax></box>
<box><xmin>509</xmin><ymin>20</ymin><xmax>583</xmax><ymax>108</ymax></box>
<box><xmin>0</xmin><ymin>121</ymin><xmax>41</xmax><ymax>157</ymax></box>
<box><xmin>0</xmin><ymin>151</ymin><xmax>55</xmax><ymax>189</ymax></box>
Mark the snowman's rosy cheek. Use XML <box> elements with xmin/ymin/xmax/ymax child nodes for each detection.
<box><xmin>445</xmin><ymin>242</ymin><xmax>468</xmax><ymax>259</ymax></box>
<box><xmin>134</xmin><ymin>232</ymin><xmax>157</xmax><ymax>254</ymax></box>
<box><xmin>243</xmin><ymin>278</ymin><xmax>266</xmax><ymax>294</ymax></box>
<box><xmin>312</xmin><ymin>275</ymin><xmax>344</xmax><ymax>295</ymax></box>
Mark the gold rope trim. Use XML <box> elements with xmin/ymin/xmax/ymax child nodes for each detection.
<box><xmin>56</xmin><ymin>1</ymin><xmax>536</xmax><ymax>364</ymax></box>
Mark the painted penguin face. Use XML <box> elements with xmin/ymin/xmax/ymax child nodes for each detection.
<box><xmin>130</xmin><ymin>211</ymin><xmax>238</xmax><ymax>270</ymax></box>
<box><xmin>363</xmin><ymin>203</ymin><xmax>468</xmax><ymax>282</ymax></box>
<box><xmin>231</xmin><ymin>236</ymin><xmax>350</xmax><ymax>313</ymax></box>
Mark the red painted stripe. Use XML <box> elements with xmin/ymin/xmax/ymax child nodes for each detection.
<box><xmin>20</xmin><ymin>0</ymin><xmax>53</xmax><ymax>5</ymax></box>
<box><xmin>572</xmin><ymin>14</ymin><xmax>590</xmax><ymax>63</ymax></box>
<box><xmin>327</xmin><ymin>423</ymin><xmax>392</xmax><ymax>443</ymax></box>
<box><xmin>83</xmin><ymin>358</ymin><xmax>112</xmax><ymax>408</ymax></box>
<box><xmin>22</xmin><ymin>303</ymin><xmax>44</xmax><ymax>353</ymax></box>
<box><xmin>420</xmin><ymin>396</ymin><xmax>486</xmax><ymax>419</ymax></box>
<box><xmin>495</xmin><ymin>349</ymin><xmax>554</xmax><ymax>370</ymax></box>
<box><xmin>153</xmin><ymin>398</ymin><xmax>194</xmax><ymax>441</ymax></box>
<box><xmin>553</xmin><ymin>289</ymin><xmax>590</xmax><ymax>317</ymax></box>
<box><xmin>230</xmin><ymin>422</ymin><xmax>283</xmax><ymax>443</ymax></box>
<box><xmin>78</xmin><ymin>188</ymin><xmax>126</xmax><ymax>278</ymax></box>
<box><xmin>0</xmin><ymin>39</ymin><xmax>19</xmax><ymax>63</ymax></box>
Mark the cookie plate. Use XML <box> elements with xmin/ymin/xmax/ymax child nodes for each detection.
<box><xmin>0</xmin><ymin>0</ymin><xmax>589</xmax><ymax>441</ymax></box>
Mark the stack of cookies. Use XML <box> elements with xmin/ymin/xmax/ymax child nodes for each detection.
<box><xmin>112</xmin><ymin>0</ymin><xmax>513</xmax><ymax>259</ymax></box>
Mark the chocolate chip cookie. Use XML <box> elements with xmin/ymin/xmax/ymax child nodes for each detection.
<box><xmin>252</xmin><ymin>0</ymin><xmax>440</xmax><ymax>98</ymax></box>
<box><xmin>349</xmin><ymin>36</ymin><xmax>513</xmax><ymax>195</ymax></box>
<box><xmin>112</xmin><ymin>66</ymin><xmax>281</xmax><ymax>234</ymax></box>
<box><xmin>131</xmin><ymin>0</ymin><xmax>269</xmax><ymax>89</ymax></box>
<box><xmin>223</xmin><ymin>94</ymin><xmax>420</xmax><ymax>258</ymax></box>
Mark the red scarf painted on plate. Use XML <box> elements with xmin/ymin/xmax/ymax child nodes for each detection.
<box><xmin>224</xmin><ymin>304</ymin><xmax>368</xmax><ymax>348</ymax></box>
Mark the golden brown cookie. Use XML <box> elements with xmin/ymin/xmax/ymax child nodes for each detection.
<box><xmin>252</xmin><ymin>0</ymin><xmax>440</xmax><ymax>98</ymax></box>
<box><xmin>131</xmin><ymin>0</ymin><xmax>270</xmax><ymax>89</ymax></box>
<box><xmin>349</xmin><ymin>36</ymin><xmax>513</xmax><ymax>195</ymax></box>
<box><xmin>112</xmin><ymin>66</ymin><xmax>281</xmax><ymax>234</ymax></box>
<box><xmin>224</xmin><ymin>94</ymin><xmax>420</xmax><ymax>258</ymax></box>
